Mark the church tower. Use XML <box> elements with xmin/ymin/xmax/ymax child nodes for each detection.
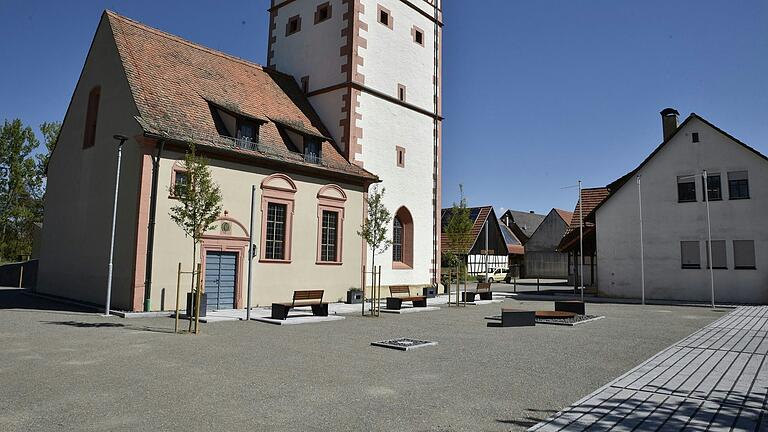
<box><xmin>268</xmin><ymin>0</ymin><xmax>442</xmax><ymax>287</ymax></box>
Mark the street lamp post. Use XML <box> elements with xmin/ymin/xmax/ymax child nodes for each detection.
<box><xmin>637</xmin><ymin>175</ymin><xmax>645</xmax><ymax>305</ymax></box>
<box><xmin>703</xmin><ymin>170</ymin><xmax>715</xmax><ymax>309</ymax></box>
<box><xmin>105</xmin><ymin>134</ymin><xmax>128</xmax><ymax>316</ymax></box>
<box><xmin>578</xmin><ymin>180</ymin><xmax>584</xmax><ymax>302</ymax></box>
<box><xmin>246</xmin><ymin>185</ymin><xmax>256</xmax><ymax>320</ymax></box>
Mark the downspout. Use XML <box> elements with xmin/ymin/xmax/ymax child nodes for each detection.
<box><xmin>143</xmin><ymin>139</ymin><xmax>165</xmax><ymax>312</ymax></box>
<box><xmin>432</xmin><ymin>1</ymin><xmax>440</xmax><ymax>287</ymax></box>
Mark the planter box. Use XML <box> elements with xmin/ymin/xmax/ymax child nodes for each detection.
<box><xmin>346</xmin><ymin>290</ymin><xmax>363</xmax><ymax>304</ymax></box>
<box><xmin>461</xmin><ymin>291</ymin><xmax>476</xmax><ymax>303</ymax></box>
<box><xmin>186</xmin><ymin>292</ymin><xmax>207</xmax><ymax>318</ymax></box>
<box><xmin>422</xmin><ymin>286</ymin><xmax>436</xmax><ymax>298</ymax></box>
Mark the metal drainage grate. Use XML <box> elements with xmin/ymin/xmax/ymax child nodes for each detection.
<box><xmin>371</xmin><ymin>338</ymin><xmax>437</xmax><ymax>351</ymax></box>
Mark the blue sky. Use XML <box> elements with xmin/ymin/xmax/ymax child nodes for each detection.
<box><xmin>1</xmin><ymin>1</ymin><xmax>766</xmax><ymax>214</ymax></box>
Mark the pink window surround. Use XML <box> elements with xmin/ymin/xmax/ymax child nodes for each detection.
<box><xmin>200</xmin><ymin>218</ymin><xmax>249</xmax><ymax>309</ymax></box>
<box><xmin>377</xmin><ymin>4</ymin><xmax>393</xmax><ymax>29</ymax></box>
<box><xmin>286</xmin><ymin>15</ymin><xmax>301</xmax><ymax>36</ymax></box>
<box><xmin>169</xmin><ymin>160</ymin><xmax>187</xmax><ymax>199</ymax></box>
<box><xmin>392</xmin><ymin>206</ymin><xmax>414</xmax><ymax>269</ymax></box>
<box><xmin>396</xmin><ymin>146</ymin><xmax>406</xmax><ymax>168</ymax></box>
<box><xmin>316</xmin><ymin>185</ymin><xmax>347</xmax><ymax>265</ymax></box>
<box><xmin>397</xmin><ymin>84</ymin><xmax>406</xmax><ymax>102</ymax></box>
<box><xmin>314</xmin><ymin>2</ymin><xmax>332</xmax><ymax>24</ymax></box>
<box><xmin>260</xmin><ymin>173</ymin><xmax>296</xmax><ymax>264</ymax></box>
<box><xmin>412</xmin><ymin>25</ymin><xmax>425</xmax><ymax>46</ymax></box>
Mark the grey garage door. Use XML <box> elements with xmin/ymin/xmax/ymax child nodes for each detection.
<box><xmin>204</xmin><ymin>251</ymin><xmax>237</xmax><ymax>310</ymax></box>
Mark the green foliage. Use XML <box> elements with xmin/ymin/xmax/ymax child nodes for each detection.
<box><xmin>36</xmin><ymin>121</ymin><xmax>61</xmax><ymax>178</ymax></box>
<box><xmin>357</xmin><ymin>185</ymin><xmax>392</xmax><ymax>258</ymax></box>
<box><xmin>0</xmin><ymin>119</ymin><xmax>50</xmax><ymax>261</ymax></box>
<box><xmin>445</xmin><ymin>184</ymin><xmax>474</xmax><ymax>255</ymax></box>
<box><xmin>168</xmin><ymin>144</ymin><xmax>223</xmax><ymax>245</ymax></box>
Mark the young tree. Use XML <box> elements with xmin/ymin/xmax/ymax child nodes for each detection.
<box><xmin>36</xmin><ymin>121</ymin><xmax>61</xmax><ymax>180</ymax></box>
<box><xmin>168</xmin><ymin>144</ymin><xmax>223</xmax><ymax>295</ymax></box>
<box><xmin>0</xmin><ymin>119</ymin><xmax>43</xmax><ymax>261</ymax></box>
<box><xmin>357</xmin><ymin>185</ymin><xmax>392</xmax><ymax>283</ymax></box>
<box><xmin>444</xmin><ymin>184</ymin><xmax>473</xmax><ymax>280</ymax></box>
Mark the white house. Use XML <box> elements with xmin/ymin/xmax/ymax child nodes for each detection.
<box><xmin>595</xmin><ymin>109</ymin><xmax>767</xmax><ymax>304</ymax></box>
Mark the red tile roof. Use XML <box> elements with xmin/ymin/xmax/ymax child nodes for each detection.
<box><xmin>554</xmin><ymin>209</ymin><xmax>574</xmax><ymax>225</ymax></box>
<box><xmin>440</xmin><ymin>206</ymin><xmax>492</xmax><ymax>254</ymax></box>
<box><xmin>105</xmin><ymin>11</ymin><xmax>375</xmax><ymax>180</ymax></box>
<box><xmin>558</xmin><ymin>187</ymin><xmax>609</xmax><ymax>252</ymax></box>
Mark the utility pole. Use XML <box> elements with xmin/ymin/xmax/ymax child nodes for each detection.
<box><xmin>637</xmin><ymin>175</ymin><xmax>645</xmax><ymax>305</ymax></box>
<box><xmin>578</xmin><ymin>180</ymin><xmax>584</xmax><ymax>302</ymax></box>
<box><xmin>105</xmin><ymin>135</ymin><xmax>128</xmax><ymax>316</ymax></box>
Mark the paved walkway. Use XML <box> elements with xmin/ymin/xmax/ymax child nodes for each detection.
<box><xmin>530</xmin><ymin>306</ymin><xmax>768</xmax><ymax>431</ymax></box>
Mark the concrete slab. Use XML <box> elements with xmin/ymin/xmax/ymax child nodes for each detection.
<box><xmin>380</xmin><ymin>306</ymin><xmax>441</xmax><ymax>314</ymax></box>
<box><xmin>252</xmin><ymin>315</ymin><xmax>345</xmax><ymax>326</ymax></box>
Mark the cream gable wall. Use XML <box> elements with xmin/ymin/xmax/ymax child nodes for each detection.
<box><xmin>37</xmin><ymin>15</ymin><xmax>144</xmax><ymax>309</ymax></box>
<box><xmin>596</xmin><ymin>117</ymin><xmax>768</xmax><ymax>304</ymax></box>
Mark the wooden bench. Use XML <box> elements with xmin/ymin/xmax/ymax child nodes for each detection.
<box><xmin>386</xmin><ymin>286</ymin><xmax>427</xmax><ymax>310</ymax></box>
<box><xmin>555</xmin><ymin>300</ymin><xmax>585</xmax><ymax>315</ymax></box>
<box><xmin>462</xmin><ymin>282</ymin><xmax>493</xmax><ymax>302</ymax></box>
<box><xmin>271</xmin><ymin>290</ymin><xmax>328</xmax><ymax>320</ymax></box>
<box><xmin>501</xmin><ymin>307</ymin><xmax>536</xmax><ymax>327</ymax></box>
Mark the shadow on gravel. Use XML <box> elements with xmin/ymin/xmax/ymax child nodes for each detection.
<box><xmin>42</xmin><ymin>320</ymin><xmax>175</xmax><ymax>334</ymax></box>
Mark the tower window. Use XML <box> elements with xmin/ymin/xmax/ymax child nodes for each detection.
<box><xmin>396</xmin><ymin>146</ymin><xmax>405</xmax><ymax>168</ymax></box>
<box><xmin>286</xmin><ymin>15</ymin><xmax>301</xmax><ymax>36</ymax></box>
<box><xmin>377</xmin><ymin>5</ymin><xmax>393</xmax><ymax>29</ymax></box>
<box><xmin>83</xmin><ymin>86</ymin><xmax>101</xmax><ymax>149</ymax></box>
<box><xmin>315</xmin><ymin>3</ymin><xmax>331</xmax><ymax>24</ymax></box>
<box><xmin>397</xmin><ymin>84</ymin><xmax>406</xmax><ymax>102</ymax></box>
<box><xmin>413</xmin><ymin>25</ymin><xmax>425</xmax><ymax>46</ymax></box>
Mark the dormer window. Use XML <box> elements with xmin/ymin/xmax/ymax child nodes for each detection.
<box><xmin>304</xmin><ymin>138</ymin><xmax>320</xmax><ymax>164</ymax></box>
<box><xmin>237</xmin><ymin>120</ymin><xmax>257</xmax><ymax>142</ymax></box>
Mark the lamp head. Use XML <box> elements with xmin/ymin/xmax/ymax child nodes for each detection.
<box><xmin>113</xmin><ymin>134</ymin><xmax>128</xmax><ymax>142</ymax></box>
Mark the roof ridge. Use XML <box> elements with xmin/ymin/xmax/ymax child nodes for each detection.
<box><xmin>104</xmin><ymin>10</ymin><xmax>296</xmax><ymax>80</ymax></box>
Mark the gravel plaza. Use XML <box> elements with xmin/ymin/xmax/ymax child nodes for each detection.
<box><xmin>0</xmin><ymin>287</ymin><xmax>747</xmax><ymax>431</ymax></box>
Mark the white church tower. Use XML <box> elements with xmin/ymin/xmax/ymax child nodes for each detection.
<box><xmin>268</xmin><ymin>0</ymin><xmax>443</xmax><ymax>287</ymax></box>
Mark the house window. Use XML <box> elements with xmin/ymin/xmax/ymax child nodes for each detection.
<box><xmin>733</xmin><ymin>240</ymin><xmax>756</xmax><ymax>269</ymax></box>
<box><xmin>377</xmin><ymin>5</ymin><xmax>392</xmax><ymax>29</ymax></box>
<box><xmin>286</xmin><ymin>15</ymin><xmax>301</xmax><ymax>36</ymax></box>
<box><xmin>392</xmin><ymin>217</ymin><xmax>403</xmax><ymax>262</ymax></box>
<box><xmin>413</xmin><ymin>27</ymin><xmax>424</xmax><ymax>46</ymax></box>
<box><xmin>265</xmin><ymin>202</ymin><xmax>287</xmax><ymax>260</ymax></box>
<box><xmin>706</xmin><ymin>240</ymin><xmax>727</xmax><ymax>269</ymax></box>
<box><xmin>316</xmin><ymin>184</ymin><xmax>346</xmax><ymax>264</ymax></box>
<box><xmin>681</xmin><ymin>241</ymin><xmax>700</xmax><ymax>269</ymax></box>
<box><xmin>320</xmin><ymin>211</ymin><xmax>338</xmax><ymax>262</ymax></box>
<box><xmin>692</xmin><ymin>132</ymin><xmax>699</xmax><ymax>143</ymax></box>
<box><xmin>83</xmin><ymin>86</ymin><xmax>101</xmax><ymax>148</ymax></box>
<box><xmin>397</xmin><ymin>84</ymin><xmax>406</xmax><ymax>102</ymax></box>
<box><xmin>315</xmin><ymin>3</ymin><xmax>331</xmax><ymax>24</ymax></box>
<box><xmin>728</xmin><ymin>171</ymin><xmax>750</xmax><ymax>200</ymax></box>
<box><xmin>172</xmin><ymin>170</ymin><xmax>188</xmax><ymax>197</ymax></box>
<box><xmin>396</xmin><ymin>146</ymin><xmax>405</xmax><ymax>168</ymax></box>
<box><xmin>304</xmin><ymin>138</ymin><xmax>321</xmax><ymax>164</ymax></box>
<box><xmin>677</xmin><ymin>175</ymin><xmax>696</xmax><ymax>203</ymax></box>
<box><xmin>702</xmin><ymin>173</ymin><xmax>722</xmax><ymax>201</ymax></box>
<box><xmin>260</xmin><ymin>174</ymin><xmax>296</xmax><ymax>263</ymax></box>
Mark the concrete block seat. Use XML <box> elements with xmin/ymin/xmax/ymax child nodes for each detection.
<box><xmin>462</xmin><ymin>282</ymin><xmax>493</xmax><ymax>302</ymax></box>
<box><xmin>500</xmin><ymin>307</ymin><xmax>536</xmax><ymax>327</ymax></box>
<box><xmin>555</xmin><ymin>300</ymin><xmax>585</xmax><ymax>315</ymax></box>
<box><xmin>386</xmin><ymin>285</ymin><xmax>427</xmax><ymax>310</ymax></box>
<box><xmin>271</xmin><ymin>290</ymin><xmax>328</xmax><ymax>320</ymax></box>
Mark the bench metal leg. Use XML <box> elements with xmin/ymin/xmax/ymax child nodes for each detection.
<box><xmin>311</xmin><ymin>303</ymin><xmax>329</xmax><ymax>317</ymax></box>
<box><xmin>271</xmin><ymin>303</ymin><xmax>290</xmax><ymax>320</ymax></box>
<box><xmin>412</xmin><ymin>298</ymin><xmax>427</xmax><ymax>308</ymax></box>
<box><xmin>386</xmin><ymin>298</ymin><xmax>403</xmax><ymax>310</ymax></box>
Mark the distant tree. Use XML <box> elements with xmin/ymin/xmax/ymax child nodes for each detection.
<box><xmin>0</xmin><ymin>119</ymin><xmax>44</xmax><ymax>261</ymax></box>
<box><xmin>443</xmin><ymin>184</ymin><xmax>473</xmax><ymax>279</ymax></box>
<box><xmin>168</xmin><ymin>144</ymin><xmax>223</xmax><ymax>291</ymax></box>
<box><xmin>36</xmin><ymin>121</ymin><xmax>61</xmax><ymax>179</ymax></box>
<box><xmin>357</xmin><ymin>185</ymin><xmax>392</xmax><ymax>281</ymax></box>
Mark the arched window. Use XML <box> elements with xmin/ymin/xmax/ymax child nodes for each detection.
<box><xmin>393</xmin><ymin>217</ymin><xmax>403</xmax><ymax>262</ymax></box>
<box><xmin>83</xmin><ymin>86</ymin><xmax>100</xmax><ymax>149</ymax></box>
<box><xmin>392</xmin><ymin>206</ymin><xmax>413</xmax><ymax>269</ymax></box>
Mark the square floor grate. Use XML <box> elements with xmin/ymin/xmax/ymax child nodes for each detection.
<box><xmin>371</xmin><ymin>338</ymin><xmax>437</xmax><ymax>351</ymax></box>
